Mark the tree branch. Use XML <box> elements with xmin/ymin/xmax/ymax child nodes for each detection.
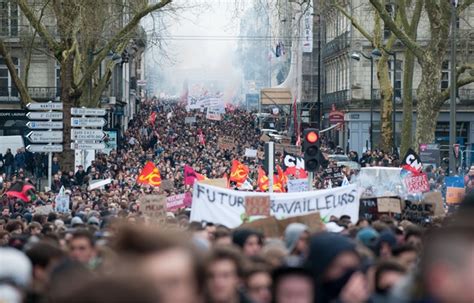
<box><xmin>77</xmin><ymin>0</ymin><xmax>172</xmax><ymax>91</ymax></box>
<box><xmin>369</xmin><ymin>0</ymin><xmax>425</xmax><ymax>59</ymax></box>
<box><xmin>458</xmin><ymin>0</ymin><xmax>474</xmax><ymax>13</ymax></box>
<box><xmin>438</xmin><ymin>76</ymin><xmax>474</xmax><ymax>105</ymax></box>
<box><xmin>0</xmin><ymin>39</ymin><xmax>32</xmax><ymax>107</ymax></box>
<box><xmin>16</xmin><ymin>0</ymin><xmax>61</xmax><ymax>53</ymax></box>
<box><xmin>334</xmin><ymin>3</ymin><xmax>375</xmax><ymax>45</ymax></box>
<box><xmin>398</xmin><ymin>0</ymin><xmax>411</xmax><ymax>30</ymax></box>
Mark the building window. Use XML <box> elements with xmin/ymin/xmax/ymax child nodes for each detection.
<box><xmin>0</xmin><ymin>0</ymin><xmax>19</xmax><ymax>37</ymax></box>
<box><xmin>0</xmin><ymin>57</ymin><xmax>19</xmax><ymax>97</ymax></box>
<box><xmin>388</xmin><ymin>59</ymin><xmax>402</xmax><ymax>99</ymax></box>
<box><xmin>441</xmin><ymin>60</ymin><xmax>449</xmax><ymax>90</ymax></box>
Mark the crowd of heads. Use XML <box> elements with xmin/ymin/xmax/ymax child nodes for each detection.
<box><xmin>1</xmin><ymin>98</ymin><xmax>474</xmax><ymax>303</ymax></box>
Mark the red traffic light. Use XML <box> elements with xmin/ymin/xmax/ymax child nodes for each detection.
<box><xmin>305</xmin><ymin>131</ymin><xmax>319</xmax><ymax>143</ymax></box>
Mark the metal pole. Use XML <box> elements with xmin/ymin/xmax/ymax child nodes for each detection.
<box><xmin>268</xmin><ymin>142</ymin><xmax>274</xmax><ymax>193</ymax></box>
<box><xmin>392</xmin><ymin>52</ymin><xmax>397</xmax><ymax>154</ymax></box>
<box><xmin>47</xmin><ymin>103</ymin><xmax>52</xmax><ymax>190</ymax></box>
<box><xmin>449</xmin><ymin>2</ymin><xmax>457</xmax><ymax>175</ymax></box>
<box><xmin>308</xmin><ymin>171</ymin><xmax>313</xmax><ymax>191</ymax></box>
<box><xmin>317</xmin><ymin>13</ymin><xmax>322</xmax><ymax>130</ymax></box>
<box><xmin>370</xmin><ymin>57</ymin><xmax>374</xmax><ymax>150</ymax></box>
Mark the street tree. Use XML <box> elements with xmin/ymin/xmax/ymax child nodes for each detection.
<box><xmin>0</xmin><ymin>0</ymin><xmax>173</xmax><ymax>170</ymax></box>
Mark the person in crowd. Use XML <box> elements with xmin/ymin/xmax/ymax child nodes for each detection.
<box><xmin>205</xmin><ymin>245</ymin><xmax>252</xmax><ymax>303</ymax></box>
<box><xmin>284</xmin><ymin>223</ymin><xmax>309</xmax><ymax>259</ymax></box>
<box><xmin>75</xmin><ymin>165</ymin><xmax>87</xmax><ymax>186</ymax></box>
<box><xmin>4</xmin><ymin>148</ymin><xmax>14</xmax><ymax>178</ymax></box>
<box><xmin>232</xmin><ymin>229</ymin><xmax>263</xmax><ymax>257</ymax></box>
<box><xmin>68</xmin><ymin>229</ymin><xmax>97</xmax><ymax>267</ymax></box>
<box><xmin>392</xmin><ymin>244</ymin><xmax>418</xmax><ymax>271</ymax></box>
<box><xmin>372</xmin><ymin>261</ymin><xmax>406</xmax><ymax>301</ymax></box>
<box><xmin>244</xmin><ymin>264</ymin><xmax>272</xmax><ymax>303</ymax></box>
<box><xmin>272</xmin><ymin>265</ymin><xmax>314</xmax><ymax>303</ymax></box>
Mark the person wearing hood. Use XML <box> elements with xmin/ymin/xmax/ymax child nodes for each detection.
<box><xmin>232</xmin><ymin>228</ymin><xmax>263</xmax><ymax>257</ymax></box>
<box><xmin>284</xmin><ymin>223</ymin><xmax>309</xmax><ymax>258</ymax></box>
<box><xmin>305</xmin><ymin>232</ymin><xmax>370</xmax><ymax>303</ymax></box>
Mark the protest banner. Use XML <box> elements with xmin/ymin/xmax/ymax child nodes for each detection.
<box><xmin>245</xmin><ymin>148</ymin><xmax>258</xmax><ymax>158</ymax></box>
<box><xmin>218</xmin><ymin>136</ymin><xmax>236</xmax><ymax>150</ymax></box>
<box><xmin>166</xmin><ymin>193</ymin><xmax>192</xmax><ymax>212</ymax></box>
<box><xmin>377</xmin><ymin>197</ymin><xmax>402</xmax><ymax>214</ymax></box>
<box><xmin>55</xmin><ymin>187</ymin><xmax>70</xmax><ymax>213</ymax></box>
<box><xmin>88</xmin><ymin>178</ymin><xmax>112</xmax><ymax>190</ymax></box>
<box><xmin>206</xmin><ymin>110</ymin><xmax>222</xmax><ymax>121</ymax></box>
<box><xmin>184</xmin><ymin>116</ymin><xmax>196</xmax><ymax>124</ymax></box>
<box><xmin>287</xmin><ymin>179</ymin><xmax>309</xmax><ymax>193</ymax></box>
<box><xmin>199</xmin><ymin>178</ymin><xmax>228</xmax><ymax>189</ymax></box>
<box><xmin>275</xmin><ymin>144</ymin><xmax>301</xmax><ymax>155</ymax></box>
<box><xmin>140</xmin><ymin>195</ymin><xmax>167</xmax><ymax>223</ymax></box>
<box><xmin>323</xmin><ymin>167</ymin><xmax>344</xmax><ymax>186</ymax></box>
<box><xmin>190</xmin><ymin>183</ymin><xmax>360</xmax><ymax>228</ymax></box>
<box><xmin>245</xmin><ymin>196</ymin><xmax>271</xmax><ymax>216</ymax></box>
<box><xmin>282</xmin><ymin>152</ymin><xmax>305</xmax><ymax>170</ymax></box>
<box><xmin>359</xmin><ymin>198</ymin><xmax>379</xmax><ymax>220</ymax></box>
<box><xmin>401</xmin><ymin>200</ymin><xmax>435</xmax><ymax>223</ymax></box>
<box><xmin>403</xmin><ymin>174</ymin><xmax>430</xmax><ymax>193</ymax></box>
<box><xmin>445</xmin><ymin>176</ymin><xmax>465</xmax><ymax>205</ymax></box>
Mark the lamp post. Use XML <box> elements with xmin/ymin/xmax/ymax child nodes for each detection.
<box><xmin>350</xmin><ymin>49</ymin><xmax>382</xmax><ymax>150</ymax></box>
<box><xmin>449</xmin><ymin>0</ymin><xmax>458</xmax><ymax>175</ymax></box>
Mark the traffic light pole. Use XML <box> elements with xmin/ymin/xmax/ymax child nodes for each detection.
<box><xmin>265</xmin><ymin>142</ymin><xmax>274</xmax><ymax>193</ymax></box>
<box><xmin>308</xmin><ymin>171</ymin><xmax>313</xmax><ymax>191</ymax></box>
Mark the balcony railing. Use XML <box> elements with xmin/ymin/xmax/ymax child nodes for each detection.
<box><xmin>372</xmin><ymin>88</ymin><xmax>474</xmax><ymax>102</ymax></box>
<box><xmin>322</xmin><ymin>31</ymin><xmax>350</xmax><ymax>59</ymax></box>
<box><xmin>322</xmin><ymin>89</ymin><xmax>350</xmax><ymax>106</ymax></box>
<box><xmin>0</xmin><ymin>86</ymin><xmax>60</xmax><ymax>102</ymax></box>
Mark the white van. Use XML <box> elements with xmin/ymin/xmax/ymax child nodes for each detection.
<box><xmin>0</xmin><ymin>135</ymin><xmax>25</xmax><ymax>156</ymax></box>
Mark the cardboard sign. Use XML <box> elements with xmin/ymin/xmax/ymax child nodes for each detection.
<box><xmin>160</xmin><ymin>179</ymin><xmax>175</xmax><ymax>191</ymax></box>
<box><xmin>245</xmin><ymin>148</ymin><xmax>258</xmax><ymax>158</ymax></box>
<box><xmin>401</xmin><ymin>200</ymin><xmax>435</xmax><ymax>223</ymax></box>
<box><xmin>245</xmin><ymin>196</ymin><xmax>271</xmax><ymax>216</ymax></box>
<box><xmin>275</xmin><ymin>144</ymin><xmax>301</xmax><ymax>155</ymax></box>
<box><xmin>240</xmin><ymin>216</ymin><xmax>281</xmax><ymax>238</ymax></box>
<box><xmin>446</xmin><ymin>187</ymin><xmax>465</xmax><ymax>204</ymax></box>
<box><xmin>199</xmin><ymin>178</ymin><xmax>228</xmax><ymax>189</ymax></box>
<box><xmin>218</xmin><ymin>136</ymin><xmax>236</xmax><ymax>150</ymax></box>
<box><xmin>377</xmin><ymin>197</ymin><xmax>402</xmax><ymax>214</ymax></box>
<box><xmin>423</xmin><ymin>191</ymin><xmax>444</xmax><ymax>216</ymax></box>
<box><xmin>140</xmin><ymin>195</ymin><xmax>166</xmax><ymax>223</ymax></box>
<box><xmin>277</xmin><ymin>212</ymin><xmax>323</xmax><ymax>234</ymax></box>
<box><xmin>404</xmin><ymin>174</ymin><xmax>430</xmax><ymax>193</ymax></box>
<box><xmin>359</xmin><ymin>198</ymin><xmax>379</xmax><ymax>220</ymax></box>
<box><xmin>260</xmin><ymin>134</ymin><xmax>271</xmax><ymax>142</ymax></box>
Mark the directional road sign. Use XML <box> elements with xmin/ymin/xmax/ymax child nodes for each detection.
<box><xmin>71</xmin><ymin>129</ymin><xmax>106</xmax><ymax>141</ymax></box>
<box><xmin>27</xmin><ymin>112</ymin><xmax>63</xmax><ymax>120</ymax></box>
<box><xmin>71</xmin><ymin>142</ymin><xmax>106</xmax><ymax>150</ymax></box>
<box><xmin>26</xmin><ymin>144</ymin><xmax>63</xmax><ymax>153</ymax></box>
<box><xmin>71</xmin><ymin>118</ymin><xmax>106</xmax><ymax>127</ymax></box>
<box><xmin>27</xmin><ymin>102</ymin><xmax>63</xmax><ymax>111</ymax></box>
<box><xmin>71</xmin><ymin>108</ymin><xmax>107</xmax><ymax>116</ymax></box>
<box><xmin>26</xmin><ymin>131</ymin><xmax>63</xmax><ymax>143</ymax></box>
<box><xmin>27</xmin><ymin>121</ymin><xmax>63</xmax><ymax>129</ymax></box>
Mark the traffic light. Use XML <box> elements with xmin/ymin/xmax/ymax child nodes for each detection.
<box><xmin>303</xmin><ymin>128</ymin><xmax>321</xmax><ymax>172</ymax></box>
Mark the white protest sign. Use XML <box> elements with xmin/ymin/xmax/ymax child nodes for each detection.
<box><xmin>245</xmin><ymin>148</ymin><xmax>258</xmax><ymax>158</ymax></box>
<box><xmin>287</xmin><ymin>179</ymin><xmax>309</xmax><ymax>193</ymax></box>
<box><xmin>88</xmin><ymin>178</ymin><xmax>112</xmax><ymax>190</ymax></box>
<box><xmin>190</xmin><ymin>183</ymin><xmax>360</xmax><ymax>228</ymax></box>
<box><xmin>54</xmin><ymin>186</ymin><xmax>70</xmax><ymax>213</ymax></box>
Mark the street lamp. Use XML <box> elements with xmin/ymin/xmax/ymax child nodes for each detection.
<box><xmin>350</xmin><ymin>49</ymin><xmax>382</xmax><ymax>150</ymax></box>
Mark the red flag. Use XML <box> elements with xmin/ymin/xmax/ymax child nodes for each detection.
<box><xmin>184</xmin><ymin>165</ymin><xmax>198</xmax><ymax>185</ymax></box>
<box><xmin>284</xmin><ymin>166</ymin><xmax>308</xmax><ymax>179</ymax></box>
<box><xmin>257</xmin><ymin>167</ymin><xmax>269</xmax><ymax>192</ymax></box>
<box><xmin>198</xmin><ymin>129</ymin><xmax>206</xmax><ymax>145</ymax></box>
<box><xmin>230</xmin><ymin>160</ymin><xmax>249</xmax><ymax>184</ymax></box>
<box><xmin>137</xmin><ymin>162</ymin><xmax>161</xmax><ymax>187</ymax></box>
<box><xmin>276</xmin><ymin>165</ymin><xmax>288</xmax><ymax>192</ymax></box>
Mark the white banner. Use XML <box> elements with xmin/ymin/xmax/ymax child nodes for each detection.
<box><xmin>245</xmin><ymin>148</ymin><xmax>258</xmax><ymax>158</ymax></box>
<box><xmin>302</xmin><ymin>3</ymin><xmax>313</xmax><ymax>53</ymax></box>
<box><xmin>287</xmin><ymin>179</ymin><xmax>309</xmax><ymax>193</ymax></box>
<box><xmin>190</xmin><ymin>183</ymin><xmax>360</xmax><ymax>228</ymax></box>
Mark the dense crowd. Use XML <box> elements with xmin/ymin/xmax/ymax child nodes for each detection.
<box><xmin>1</xmin><ymin>98</ymin><xmax>474</xmax><ymax>303</ymax></box>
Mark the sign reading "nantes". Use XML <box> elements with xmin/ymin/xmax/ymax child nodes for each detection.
<box><xmin>190</xmin><ymin>183</ymin><xmax>360</xmax><ymax>228</ymax></box>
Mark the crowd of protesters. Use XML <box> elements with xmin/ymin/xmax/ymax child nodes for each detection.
<box><xmin>1</xmin><ymin>98</ymin><xmax>474</xmax><ymax>303</ymax></box>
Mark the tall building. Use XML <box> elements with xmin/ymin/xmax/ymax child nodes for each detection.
<box><xmin>320</xmin><ymin>1</ymin><xmax>474</xmax><ymax>159</ymax></box>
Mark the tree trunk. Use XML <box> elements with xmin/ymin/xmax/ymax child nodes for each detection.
<box><xmin>376</xmin><ymin>57</ymin><xmax>393</xmax><ymax>152</ymax></box>
<box><xmin>400</xmin><ymin>51</ymin><xmax>415</xmax><ymax>156</ymax></box>
<box><xmin>58</xmin><ymin>54</ymin><xmax>77</xmax><ymax>173</ymax></box>
<box><xmin>415</xmin><ymin>60</ymin><xmax>443</xmax><ymax>150</ymax></box>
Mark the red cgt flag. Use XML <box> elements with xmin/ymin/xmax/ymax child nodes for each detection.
<box><xmin>137</xmin><ymin>161</ymin><xmax>161</xmax><ymax>187</ymax></box>
<box><xmin>230</xmin><ymin>160</ymin><xmax>249</xmax><ymax>184</ymax></box>
<box><xmin>149</xmin><ymin>112</ymin><xmax>157</xmax><ymax>125</ymax></box>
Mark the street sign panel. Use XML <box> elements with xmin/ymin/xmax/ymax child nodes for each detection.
<box><xmin>27</xmin><ymin>102</ymin><xmax>63</xmax><ymax>111</ymax></box>
<box><xmin>137</xmin><ymin>80</ymin><xmax>147</xmax><ymax>86</ymax></box>
<box><xmin>71</xmin><ymin>108</ymin><xmax>106</xmax><ymax>116</ymax></box>
<box><xmin>71</xmin><ymin>129</ymin><xmax>106</xmax><ymax>141</ymax></box>
<box><xmin>26</xmin><ymin>144</ymin><xmax>63</xmax><ymax>153</ymax></box>
<box><xmin>71</xmin><ymin>142</ymin><xmax>106</xmax><ymax>150</ymax></box>
<box><xmin>27</xmin><ymin>131</ymin><xmax>63</xmax><ymax>143</ymax></box>
<box><xmin>27</xmin><ymin>112</ymin><xmax>63</xmax><ymax>120</ymax></box>
<box><xmin>71</xmin><ymin>118</ymin><xmax>106</xmax><ymax>127</ymax></box>
<box><xmin>27</xmin><ymin>121</ymin><xmax>63</xmax><ymax>129</ymax></box>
